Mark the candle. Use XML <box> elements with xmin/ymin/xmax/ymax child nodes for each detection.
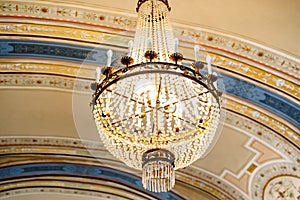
<box><xmin>128</xmin><ymin>40</ymin><xmax>133</xmax><ymax>56</ymax></box>
<box><xmin>174</xmin><ymin>38</ymin><xmax>179</xmax><ymax>52</ymax></box>
<box><xmin>96</xmin><ymin>67</ymin><xmax>101</xmax><ymax>82</ymax></box>
<box><xmin>106</xmin><ymin>50</ymin><xmax>113</xmax><ymax>66</ymax></box>
<box><xmin>206</xmin><ymin>55</ymin><xmax>212</xmax><ymax>74</ymax></box>
<box><xmin>212</xmin><ymin>72</ymin><xmax>218</xmax><ymax>89</ymax></box>
<box><xmin>194</xmin><ymin>45</ymin><xmax>200</xmax><ymax>61</ymax></box>
<box><xmin>147</xmin><ymin>37</ymin><xmax>152</xmax><ymax>50</ymax></box>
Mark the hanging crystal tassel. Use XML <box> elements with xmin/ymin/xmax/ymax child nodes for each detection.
<box><xmin>142</xmin><ymin>149</ymin><xmax>175</xmax><ymax>192</ymax></box>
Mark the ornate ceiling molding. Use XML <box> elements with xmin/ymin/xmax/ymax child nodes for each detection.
<box><xmin>0</xmin><ymin>39</ymin><xmax>298</xmax><ymax>104</ymax></box>
<box><xmin>0</xmin><ymin>171</ymin><xmax>179</xmax><ymax>200</ymax></box>
<box><xmin>0</xmin><ymin>1</ymin><xmax>299</xmax><ymax>79</ymax></box>
<box><xmin>225</xmin><ymin>97</ymin><xmax>299</xmax><ymax>147</ymax></box>
<box><xmin>0</xmin><ymin>1</ymin><xmax>299</xmax><ymax>199</ymax></box>
<box><xmin>0</xmin><ymin>73</ymin><xmax>298</xmax><ymax>147</ymax></box>
<box><xmin>0</xmin><ymin>140</ymin><xmax>235</xmax><ymax>200</ymax></box>
<box><xmin>0</xmin><ymin>104</ymin><xmax>298</xmax><ymax>200</ymax></box>
<box><xmin>0</xmin><ymin>40</ymin><xmax>299</xmax><ymax>128</ymax></box>
<box><xmin>251</xmin><ymin>162</ymin><xmax>300</xmax><ymax>200</ymax></box>
<box><xmin>223</xmin><ymin>112</ymin><xmax>299</xmax><ymax>197</ymax></box>
<box><xmin>0</xmin><ymin>187</ymin><xmax>131</xmax><ymax>200</ymax></box>
<box><xmin>262</xmin><ymin>175</ymin><xmax>300</xmax><ymax>200</ymax></box>
<box><xmin>0</xmin><ymin>37</ymin><xmax>298</xmax><ymax>102</ymax></box>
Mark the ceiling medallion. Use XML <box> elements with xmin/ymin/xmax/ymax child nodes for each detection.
<box><xmin>91</xmin><ymin>0</ymin><xmax>223</xmax><ymax>192</ymax></box>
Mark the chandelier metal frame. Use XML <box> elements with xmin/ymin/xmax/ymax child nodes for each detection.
<box><xmin>92</xmin><ymin>61</ymin><xmax>221</xmax><ymax>105</ymax></box>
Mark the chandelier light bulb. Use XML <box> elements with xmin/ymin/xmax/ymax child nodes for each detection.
<box><xmin>206</xmin><ymin>55</ymin><xmax>212</xmax><ymax>74</ymax></box>
<box><xmin>147</xmin><ymin>37</ymin><xmax>153</xmax><ymax>51</ymax></box>
<box><xmin>128</xmin><ymin>40</ymin><xmax>133</xmax><ymax>56</ymax></box>
<box><xmin>174</xmin><ymin>38</ymin><xmax>179</xmax><ymax>53</ymax></box>
<box><xmin>91</xmin><ymin>0</ymin><xmax>223</xmax><ymax>193</ymax></box>
<box><xmin>213</xmin><ymin>72</ymin><xmax>219</xmax><ymax>89</ymax></box>
<box><xmin>95</xmin><ymin>67</ymin><xmax>101</xmax><ymax>83</ymax></box>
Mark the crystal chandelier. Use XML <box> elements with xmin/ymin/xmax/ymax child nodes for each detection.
<box><xmin>91</xmin><ymin>0</ymin><xmax>222</xmax><ymax>193</ymax></box>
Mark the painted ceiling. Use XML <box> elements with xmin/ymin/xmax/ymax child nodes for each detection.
<box><xmin>0</xmin><ymin>0</ymin><xmax>299</xmax><ymax>200</ymax></box>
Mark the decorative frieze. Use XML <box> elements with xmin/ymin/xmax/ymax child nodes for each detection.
<box><xmin>0</xmin><ymin>1</ymin><xmax>298</xmax><ymax>78</ymax></box>
<box><xmin>251</xmin><ymin>163</ymin><xmax>300</xmax><ymax>199</ymax></box>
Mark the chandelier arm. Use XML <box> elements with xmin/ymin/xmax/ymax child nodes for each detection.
<box><xmin>94</xmin><ymin>70</ymin><xmax>220</xmax><ymax>108</ymax></box>
<box><xmin>106</xmin><ymin>90</ymin><xmax>146</xmax><ymax>106</ymax></box>
<box><xmin>106</xmin><ymin>89</ymin><xmax>173</xmax><ymax>111</ymax></box>
<box><xmin>110</xmin><ymin>108</ymin><xmax>155</xmax><ymax>125</ymax></box>
<box><xmin>157</xmin><ymin>109</ymin><xmax>197</xmax><ymax>126</ymax></box>
<box><xmin>99</xmin><ymin>62</ymin><xmax>205</xmax><ymax>84</ymax></box>
<box><xmin>155</xmin><ymin>95</ymin><xmax>198</xmax><ymax>113</ymax></box>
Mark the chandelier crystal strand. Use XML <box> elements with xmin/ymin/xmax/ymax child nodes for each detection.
<box><xmin>92</xmin><ymin>0</ymin><xmax>222</xmax><ymax>193</ymax></box>
<box><xmin>142</xmin><ymin>149</ymin><xmax>175</xmax><ymax>192</ymax></box>
<box><xmin>131</xmin><ymin>0</ymin><xmax>174</xmax><ymax>63</ymax></box>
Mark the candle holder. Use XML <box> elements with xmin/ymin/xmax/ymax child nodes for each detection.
<box><xmin>144</xmin><ymin>50</ymin><xmax>158</xmax><ymax>62</ymax></box>
<box><xmin>170</xmin><ymin>52</ymin><xmax>183</xmax><ymax>64</ymax></box>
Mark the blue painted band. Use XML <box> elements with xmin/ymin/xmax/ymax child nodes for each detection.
<box><xmin>0</xmin><ymin>163</ymin><xmax>182</xmax><ymax>200</ymax></box>
<box><xmin>222</xmin><ymin>74</ymin><xmax>300</xmax><ymax>127</ymax></box>
<box><xmin>0</xmin><ymin>40</ymin><xmax>124</xmax><ymax>65</ymax></box>
<box><xmin>0</xmin><ymin>39</ymin><xmax>299</xmax><ymax>128</ymax></box>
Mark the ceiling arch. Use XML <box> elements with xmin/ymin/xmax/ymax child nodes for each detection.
<box><xmin>0</xmin><ymin>0</ymin><xmax>299</xmax><ymax>199</ymax></box>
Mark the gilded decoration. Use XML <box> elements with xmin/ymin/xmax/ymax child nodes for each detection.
<box><xmin>251</xmin><ymin>163</ymin><xmax>300</xmax><ymax>200</ymax></box>
<box><xmin>0</xmin><ymin>62</ymin><xmax>94</xmax><ymax>78</ymax></box>
<box><xmin>226</xmin><ymin>97</ymin><xmax>299</xmax><ymax>146</ymax></box>
<box><xmin>205</xmin><ymin>53</ymin><xmax>299</xmax><ymax>101</ymax></box>
<box><xmin>264</xmin><ymin>176</ymin><xmax>300</xmax><ymax>200</ymax></box>
<box><xmin>0</xmin><ymin>187</ymin><xmax>129</xmax><ymax>200</ymax></box>
<box><xmin>0</xmin><ymin>23</ymin><xmax>106</xmax><ymax>43</ymax></box>
<box><xmin>0</xmin><ymin>175</ymin><xmax>179</xmax><ymax>199</ymax></box>
<box><xmin>176</xmin><ymin>27</ymin><xmax>300</xmax><ymax>80</ymax></box>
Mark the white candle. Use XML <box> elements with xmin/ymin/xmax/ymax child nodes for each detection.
<box><xmin>128</xmin><ymin>40</ymin><xmax>133</xmax><ymax>56</ymax></box>
<box><xmin>206</xmin><ymin>55</ymin><xmax>212</xmax><ymax>74</ymax></box>
<box><xmin>147</xmin><ymin>37</ymin><xmax>152</xmax><ymax>50</ymax></box>
<box><xmin>212</xmin><ymin>72</ymin><xmax>218</xmax><ymax>89</ymax></box>
<box><xmin>96</xmin><ymin>67</ymin><xmax>101</xmax><ymax>82</ymax></box>
<box><xmin>174</xmin><ymin>38</ymin><xmax>179</xmax><ymax>52</ymax></box>
<box><xmin>194</xmin><ymin>45</ymin><xmax>200</xmax><ymax>61</ymax></box>
<box><xmin>106</xmin><ymin>50</ymin><xmax>113</xmax><ymax>66</ymax></box>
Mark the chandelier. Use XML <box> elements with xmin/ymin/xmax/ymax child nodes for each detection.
<box><xmin>91</xmin><ymin>0</ymin><xmax>222</xmax><ymax>193</ymax></box>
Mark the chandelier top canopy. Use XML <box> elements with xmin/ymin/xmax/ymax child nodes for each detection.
<box><xmin>136</xmin><ymin>0</ymin><xmax>171</xmax><ymax>12</ymax></box>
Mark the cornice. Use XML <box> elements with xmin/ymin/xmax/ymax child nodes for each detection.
<box><xmin>0</xmin><ymin>1</ymin><xmax>299</xmax><ymax>79</ymax></box>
